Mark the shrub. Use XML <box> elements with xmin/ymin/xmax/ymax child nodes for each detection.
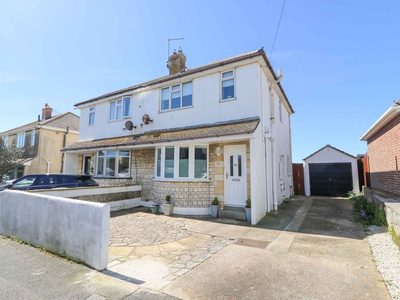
<box><xmin>351</xmin><ymin>193</ymin><xmax>387</xmax><ymax>226</ymax></box>
<box><xmin>211</xmin><ymin>197</ymin><xmax>219</xmax><ymax>205</ymax></box>
<box><xmin>245</xmin><ymin>198</ymin><xmax>251</xmax><ymax>208</ymax></box>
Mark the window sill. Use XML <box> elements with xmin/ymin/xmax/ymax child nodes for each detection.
<box><xmin>159</xmin><ymin>105</ymin><xmax>193</xmax><ymax>114</ymax></box>
<box><xmin>153</xmin><ymin>178</ymin><xmax>210</xmax><ymax>183</ymax></box>
<box><xmin>107</xmin><ymin>117</ymin><xmax>131</xmax><ymax>123</ymax></box>
<box><xmin>219</xmin><ymin>97</ymin><xmax>236</xmax><ymax>103</ymax></box>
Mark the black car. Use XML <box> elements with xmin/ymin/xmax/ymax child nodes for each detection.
<box><xmin>0</xmin><ymin>174</ymin><xmax>99</xmax><ymax>191</ymax></box>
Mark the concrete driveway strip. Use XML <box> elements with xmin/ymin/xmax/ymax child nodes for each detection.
<box><xmin>163</xmin><ymin>197</ymin><xmax>390</xmax><ymax>300</ymax></box>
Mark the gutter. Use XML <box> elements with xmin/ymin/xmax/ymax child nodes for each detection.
<box><xmin>360</xmin><ymin>102</ymin><xmax>400</xmax><ymax>141</ymax></box>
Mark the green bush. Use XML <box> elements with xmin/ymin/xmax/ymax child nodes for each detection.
<box><xmin>350</xmin><ymin>193</ymin><xmax>387</xmax><ymax>226</ymax></box>
<box><xmin>211</xmin><ymin>197</ymin><xmax>219</xmax><ymax>205</ymax></box>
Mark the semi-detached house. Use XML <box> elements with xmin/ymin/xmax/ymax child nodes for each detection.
<box><xmin>63</xmin><ymin>48</ymin><xmax>295</xmax><ymax>224</ymax></box>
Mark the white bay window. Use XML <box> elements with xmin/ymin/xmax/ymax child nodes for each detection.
<box><xmin>155</xmin><ymin>145</ymin><xmax>208</xmax><ymax>180</ymax></box>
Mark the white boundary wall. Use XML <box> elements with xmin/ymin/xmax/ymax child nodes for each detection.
<box><xmin>0</xmin><ymin>190</ymin><xmax>109</xmax><ymax>270</ymax></box>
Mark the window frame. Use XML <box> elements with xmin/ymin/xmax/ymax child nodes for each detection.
<box><xmin>220</xmin><ymin>70</ymin><xmax>235</xmax><ymax>101</ymax></box>
<box><xmin>3</xmin><ymin>136</ymin><xmax>8</xmax><ymax>147</ymax></box>
<box><xmin>17</xmin><ymin>132</ymin><xmax>25</xmax><ymax>148</ymax></box>
<box><xmin>160</xmin><ymin>81</ymin><xmax>193</xmax><ymax>112</ymax></box>
<box><xmin>109</xmin><ymin>96</ymin><xmax>131</xmax><ymax>121</ymax></box>
<box><xmin>89</xmin><ymin>106</ymin><xmax>95</xmax><ymax>126</ymax></box>
<box><xmin>95</xmin><ymin>149</ymin><xmax>131</xmax><ymax>178</ymax></box>
<box><xmin>154</xmin><ymin>144</ymin><xmax>209</xmax><ymax>180</ymax></box>
<box><xmin>30</xmin><ymin>130</ymin><xmax>36</xmax><ymax>146</ymax></box>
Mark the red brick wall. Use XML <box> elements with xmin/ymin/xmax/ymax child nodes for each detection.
<box><xmin>367</xmin><ymin>114</ymin><xmax>400</xmax><ymax>195</ymax></box>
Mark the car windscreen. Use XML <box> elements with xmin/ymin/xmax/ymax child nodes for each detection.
<box><xmin>13</xmin><ymin>175</ymin><xmax>37</xmax><ymax>188</ymax></box>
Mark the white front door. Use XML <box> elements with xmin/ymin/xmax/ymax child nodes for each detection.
<box><xmin>224</xmin><ymin>145</ymin><xmax>247</xmax><ymax>206</ymax></box>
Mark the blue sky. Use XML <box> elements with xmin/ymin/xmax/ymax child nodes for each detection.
<box><xmin>1</xmin><ymin>0</ymin><xmax>399</xmax><ymax>162</ymax></box>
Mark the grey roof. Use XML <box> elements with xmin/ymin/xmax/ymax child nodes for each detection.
<box><xmin>74</xmin><ymin>48</ymin><xmax>294</xmax><ymax>114</ymax></box>
<box><xmin>63</xmin><ymin>117</ymin><xmax>260</xmax><ymax>152</ymax></box>
<box><xmin>0</xmin><ymin>112</ymin><xmax>80</xmax><ymax>135</ymax></box>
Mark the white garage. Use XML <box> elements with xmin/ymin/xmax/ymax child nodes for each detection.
<box><xmin>304</xmin><ymin>145</ymin><xmax>360</xmax><ymax>197</ymax></box>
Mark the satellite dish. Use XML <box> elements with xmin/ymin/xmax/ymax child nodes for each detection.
<box><xmin>142</xmin><ymin>114</ymin><xmax>153</xmax><ymax>125</ymax></box>
<box><xmin>140</xmin><ymin>114</ymin><xmax>153</xmax><ymax>127</ymax></box>
<box><xmin>123</xmin><ymin>120</ymin><xmax>135</xmax><ymax>131</ymax></box>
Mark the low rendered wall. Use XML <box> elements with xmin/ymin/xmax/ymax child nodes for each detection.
<box><xmin>364</xmin><ymin>187</ymin><xmax>400</xmax><ymax>236</ymax></box>
<box><xmin>0</xmin><ymin>190</ymin><xmax>109</xmax><ymax>270</ymax></box>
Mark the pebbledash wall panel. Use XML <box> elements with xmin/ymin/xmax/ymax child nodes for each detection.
<box><xmin>367</xmin><ymin>114</ymin><xmax>400</xmax><ymax>195</ymax></box>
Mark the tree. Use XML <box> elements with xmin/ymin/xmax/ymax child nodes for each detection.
<box><xmin>0</xmin><ymin>138</ymin><xmax>20</xmax><ymax>178</ymax></box>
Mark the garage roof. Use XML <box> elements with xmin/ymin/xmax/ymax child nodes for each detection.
<box><xmin>304</xmin><ymin>144</ymin><xmax>357</xmax><ymax>161</ymax></box>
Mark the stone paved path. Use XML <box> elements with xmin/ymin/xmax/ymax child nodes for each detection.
<box><xmin>107</xmin><ymin>208</ymin><xmax>234</xmax><ymax>290</ymax></box>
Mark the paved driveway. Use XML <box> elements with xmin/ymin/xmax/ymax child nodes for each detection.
<box><xmin>107</xmin><ymin>198</ymin><xmax>390</xmax><ymax>299</ymax></box>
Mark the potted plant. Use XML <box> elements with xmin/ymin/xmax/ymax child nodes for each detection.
<box><xmin>150</xmin><ymin>203</ymin><xmax>160</xmax><ymax>214</ymax></box>
<box><xmin>210</xmin><ymin>197</ymin><xmax>220</xmax><ymax>217</ymax></box>
<box><xmin>163</xmin><ymin>195</ymin><xmax>174</xmax><ymax>216</ymax></box>
<box><xmin>245</xmin><ymin>198</ymin><xmax>251</xmax><ymax>222</ymax></box>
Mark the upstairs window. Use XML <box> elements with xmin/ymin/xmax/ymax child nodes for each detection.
<box><xmin>3</xmin><ymin>136</ymin><xmax>8</xmax><ymax>147</ymax></box>
<box><xmin>30</xmin><ymin>130</ymin><xmax>36</xmax><ymax>146</ymax></box>
<box><xmin>221</xmin><ymin>70</ymin><xmax>235</xmax><ymax>100</ymax></box>
<box><xmin>89</xmin><ymin>107</ymin><xmax>95</xmax><ymax>125</ymax></box>
<box><xmin>17</xmin><ymin>133</ymin><xmax>25</xmax><ymax>148</ymax></box>
<box><xmin>161</xmin><ymin>82</ymin><xmax>192</xmax><ymax>111</ymax></box>
<box><xmin>109</xmin><ymin>97</ymin><xmax>131</xmax><ymax>121</ymax></box>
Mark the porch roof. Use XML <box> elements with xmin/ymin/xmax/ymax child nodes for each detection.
<box><xmin>63</xmin><ymin>117</ymin><xmax>260</xmax><ymax>152</ymax></box>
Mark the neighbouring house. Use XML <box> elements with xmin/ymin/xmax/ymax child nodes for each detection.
<box><xmin>62</xmin><ymin>48</ymin><xmax>295</xmax><ymax>224</ymax></box>
<box><xmin>360</xmin><ymin>101</ymin><xmax>400</xmax><ymax>195</ymax></box>
<box><xmin>304</xmin><ymin>145</ymin><xmax>360</xmax><ymax>197</ymax></box>
<box><xmin>0</xmin><ymin>104</ymin><xmax>79</xmax><ymax>179</ymax></box>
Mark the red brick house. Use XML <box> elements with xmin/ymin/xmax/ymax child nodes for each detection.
<box><xmin>360</xmin><ymin>101</ymin><xmax>400</xmax><ymax>195</ymax></box>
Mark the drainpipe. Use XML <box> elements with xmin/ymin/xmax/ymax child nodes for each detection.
<box><xmin>270</xmin><ymin>128</ymin><xmax>278</xmax><ymax>211</ymax></box>
<box><xmin>61</xmin><ymin>126</ymin><xmax>69</xmax><ymax>173</ymax></box>
<box><xmin>269</xmin><ymin>69</ymin><xmax>282</xmax><ymax>211</ymax></box>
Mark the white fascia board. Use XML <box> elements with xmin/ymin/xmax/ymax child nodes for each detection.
<box><xmin>360</xmin><ymin>104</ymin><xmax>400</xmax><ymax>141</ymax></box>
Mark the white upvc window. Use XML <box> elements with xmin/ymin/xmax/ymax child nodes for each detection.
<box><xmin>160</xmin><ymin>81</ymin><xmax>193</xmax><ymax>111</ymax></box>
<box><xmin>3</xmin><ymin>136</ymin><xmax>8</xmax><ymax>147</ymax></box>
<box><xmin>30</xmin><ymin>130</ymin><xmax>36</xmax><ymax>146</ymax></box>
<box><xmin>221</xmin><ymin>70</ymin><xmax>235</xmax><ymax>101</ymax></box>
<box><xmin>89</xmin><ymin>107</ymin><xmax>95</xmax><ymax>125</ymax></box>
<box><xmin>17</xmin><ymin>133</ymin><xmax>25</xmax><ymax>148</ymax></box>
<box><xmin>95</xmin><ymin>150</ymin><xmax>130</xmax><ymax>177</ymax></box>
<box><xmin>109</xmin><ymin>96</ymin><xmax>131</xmax><ymax>121</ymax></box>
<box><xmin>155</xmin><ymin>144</ymin><xmax>208</xmax><ymax>180</ymax></box>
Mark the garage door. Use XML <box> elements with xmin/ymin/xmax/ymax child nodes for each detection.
<box><xmin>309</xmin><ymin>163</ymin><xmax>353</xmax><ymax>196</ymax></box>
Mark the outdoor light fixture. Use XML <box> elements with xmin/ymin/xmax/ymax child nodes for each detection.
<box><xmin>216</xmin><ymin>146</ymin><xmax>221</xmax><ymax>157</ymax></box>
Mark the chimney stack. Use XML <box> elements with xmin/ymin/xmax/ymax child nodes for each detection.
<box><xmin>42</xmin><ymin>103</ymin><xmax>53</xmax><ymax>120</ymax></box>
<box><xmin>167</xmin><ymin>48</ymin><xmax>186</xmax><ymax>75</ymax></box>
